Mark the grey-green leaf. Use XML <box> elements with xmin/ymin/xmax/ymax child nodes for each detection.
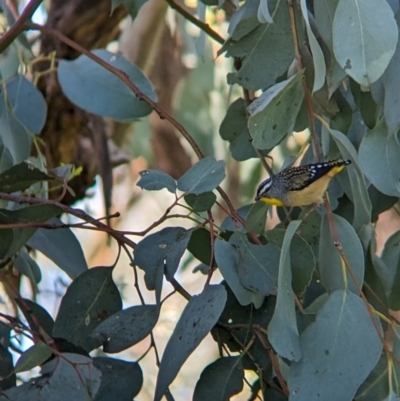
<box><xmin>214</xmin><ymin>238</ymin><xmax>264</xmax><ymax>308</ymax></box>
<box><xmin>154</xmin><ymin>285</ymin><xmax>227</xmax><ymax>401</ymax></box>
<box><xmin>184</xmin><ymin>192</ymin><xmax>216</xmax><ymax>212</ymax></box>
<box><xmin>133</xmin><ymin>227</ymin><xmax>192</xmax><ymax>302</ymax></box>
<box><xmin>380</xmin><ymin>231</ymin><xmax>400</xmax><ymax>310</ymax></box>
<box><xmin>177</xmin><ymin>157</ymin><xmax>225</xmax><ymax>195</ymax></box>
<box><xmin>137</xmin><ymin>169</ymin><xmax>177</xmax><ymax>193</ymax></box>
<box><xmin>224</xmin><ymin>0</ymin><xmax>294</xmax><ymax>90</ymax></box>
<box><xmin>0</xmin><ymin>75</ymin><xmax>47</xmax><ymax>163</ymax></box>
<box><xmin>319</xmin><ymin>213</ymin><xmax>364</xmax><ymax>294</ymax></box>
<box><xmin>27</xmin><ymin>218</ymin><xmax>88</xmax><ymax>280</ymax></box>
<box><xmin>245</xmin><ymin>201</ymin><xmax>269</xmax><ymax>235</ymax></box>
<box><xmin>329</xmin><ymin>129</ymin><xmax>372</xmax><ymax>230</ymax></box>
<box><xmin>289</xmin><ymin>290</ymin><xmax>382</xmax><ymax>401</ymax></box>
<box><xmin>14</xmin><ymin>343</ymin><xmax>52</xmax><ymax>374</ymax></box>
<box><xmin>248</xmin><ymin>71</ymin><xmax>304</xmax><ymax>149</ymax></box>
<box><xmin>300</xmin><ymin>0</ymin><xmax>326</xmax><ymax>91</ymax></box>
<box><xmin>93</xmin><ymin>357</ymin><xmax>143</xmax><ymax>401</ymax></box>
<box><xmin>0</xmin><ymin>162</ymin><xmax>52</xmax><ymax>194</ymax></box>
<box><xmin>332</xmin><ymin>0</ymin><xmax>398</xmax><ymax>86</ymax></box>
<box><xmin>268</xmin><ymin>220</ymin><xmax>302</xmax><ymax>362</ymax></box>
<box><xmin>359</xmin><ymin>119</ymin><xmax>400</xmax><ymax>197</ymax></box>
<box><xmin>91</xmin><ymin>305</ymin><xmax>159</xmax><ymax>353</ymax></box>
<box><xmin>257</xmin><ymin>0</ymin><xmax>273</xmax><ymax>23</ymax></box>
<box><xmin>230</xmin><ymin>232</ymin><xmax>279</xmax><ymax>296</ymax></box>
<box><xmin>53</xmin><ymin>266</ymin><xmax>122</xmax><ymax>352</ymax></box>
<box><xmin>58</xmin><ymin>49</ymin><xmax>156</xmax><ymax>121</ymax></box>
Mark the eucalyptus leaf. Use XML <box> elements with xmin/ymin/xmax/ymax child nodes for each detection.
<box><xmin>319</xmin><ymin>213</ymin><xmax>364</xmax><ymax>294</ymax></box>
<box><xmin>177</xmin><ymin>157</ymin><xmax>225</xmax><ymax>195</ymax></box>
<box><xmin>154</xmin><ymin>285</ymin><xmax>227</xmax><ymax>401</ymax></box>
<box><xmin>248</xmin><ymin>71</ymin><xmax>304</xmax><ymax>149</ymax></box>
<box><xmin>332</xmin><ymin>0</ymin><xmax>398</xmax><ymax>86</ymax></box>
<box><xmin>268</xmin><ymin>220</ymin><xmax>302</xmax><ymax>362</ymax></box>
<box><xmin>193</xmin><ymin>357</ymin><xmax>244</xmax><ymax>401</ymax></box>
<box><xmin>53</xmin><ymin>266</ymin><xmax>122</xmax><ymax>352</ymax></box>
<box><xmin>137</xmin><ymin>169</ymin><xmax>177</xmax><ymax>193</ymax></box>
<box><xmin>300</xmin><ymin>0</ymin><xmax>326</xmax><ymax>92</ymax></box>
<box><xmin>289</xmin><ymin>290</ymin><xmax>382</xmax><ymax>401</ymax></box>
<box><xmin>224</xmin><ymin>0</ymin><xmax>294</xmax><ymax>90</ymax></box>
<box><xmin>58</xmin><ymin>49</ymin><xmax>156</xmax><ymax>121</ymax></box>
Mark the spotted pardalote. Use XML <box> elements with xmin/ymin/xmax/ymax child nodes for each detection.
<box><xmin>255</xmin><ymin>159</ymin><xmax>351</xmax><ymax>207</ymax></box>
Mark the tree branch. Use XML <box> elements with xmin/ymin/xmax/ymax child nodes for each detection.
<box><xmin>0</xmin><ymin>0</ymin><xmax>44</xmax><ymax>52</ymax></box>
<box><xmin>164</xmin><ymin>0</ymin><xmax>225</xmax><ymax>45</ymax></box>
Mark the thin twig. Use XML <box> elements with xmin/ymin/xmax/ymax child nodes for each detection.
<box><xmin>0</xmin><ymin>191</ymin><xmax>137</xmax><ymax>248</ymax></box>
<box><xmin>0</xmin><ymin>0</ymin><xmax>44</xmax><ymax>52</ymax></box>
<box><xmin>25</xmin><ymin>22</ymin><xmax>237</xmax><ymax>218</ymax></box>
<box><xmin>164</xmin><ymin>0</ymin><xmax>225</xmax><ymax>44</ymax></box>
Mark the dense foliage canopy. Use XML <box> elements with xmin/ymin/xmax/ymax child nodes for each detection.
<box><xmin>0</xmin><ymin>0</ymin><xmax>400</xmax><ymax>400</ymax></box>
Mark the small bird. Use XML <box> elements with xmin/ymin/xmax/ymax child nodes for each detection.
<box><xmin>255</xmin><ymin>159</ymin><xmax>351</xmax><ymax>207</ymax></box>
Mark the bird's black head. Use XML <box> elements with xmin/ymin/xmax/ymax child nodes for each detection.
<box><xmin>255</xmin><ymin>177</ymin><xmax>273</xmax><ymax>201</ymax></box>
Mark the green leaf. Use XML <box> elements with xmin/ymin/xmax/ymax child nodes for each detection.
<box><xmin>230</xmin><ymin>232</ymin><xmax>279</xmax><ymax>296</ymax></box>
<box><xmin>133</xmin><ymin>227</ymin><xmax>192</xmax><ymax>302</ymax></box>
<box><xmin>319</xmin><ymin>213</ymin><xmax>364</xmax><ymax>294</ymax></box>
<box><xmin>289</xmin><ymin>290</ymin><xmax>383</xmax><ymax>401</ymax></box>
<box><xmin>27</xmin><ymin>218</ymin><xmax>88</xmax><ymax>280</ymax></box>
<box><xmin>355</xmin><ymin>353</ymin><xmax>389</xmax><ymax>401</ymax></box>
<box><xmin>154</xmin><ymin>285</ymin><xmax>227</xmax><ymax>401</ymax></box>
<box><xmin>0</xmin><ymin>75</ymin><xmax>47</xmax><ymax>163</ymax></box>
<box><xmin>14</xmin><ymin>247</ymin><xmax>41</xmax><ymax>285</ymax></box>
<box><xmin>220</xmin><ymin>204</ymin><xmax>252</xmax><ymax>233</ymax></box>
<box><xmin>111</xmin><ymin>0</ymin><xmax>147</xmax><ymax>20</ymax></box>
<box><xmin>245</xmin><ymin>201</ymin><xmax>269</xmax><ymax>235</ymax></box>
<box><xmin>219</xmin><ymin>98</ymin><xmax>262</xmax><ymax>161</ymax></box>
<box><xmin>380</xmin><ymin>231</ymin><xmax>400</xmax><ymax>310</ymax></box>
<box><xmin>300</xmin><ymin>0</ymin><xmax>326</xmax><ymax>91</ymax></box>
<box><xmin>332</xmin><ymin>0</ymin><xmax>398</xmax><ymax>86</ymax></box>
<box><xmin>53</xmin><ymin>266</ymin><xmax>122</xmax><ymax>352</ymax></box>
<box><xmin>14</xmin><ymin>343</ymin><xmax>52</xmax><ymax>373</ymax></box>
<box><xmin>382</xmin><ymin>13</ymin><xmax>400</xmax><ymax>133</ymax></box>
<box><xmin>219</xmin><ymin>98</ymin><xmax>247</xmax><ymax>142</ymax></box>
<box><xmin>93</xmin><ymin>357</ymin><xmax>143</xmax><ymax>401</ymax></box>
<box><xmin>0</xmin><ymin>44</ymin><xmax>19</xmax><ymax>82</ymax></box>
<box><xmin>193</xmin><ymin>357</ymin><xmax>244</xmax><ymax>401</ymax></box>
<box><xmin>359</xmin><ymin>119</ymin><xmax>400</xmax><ymax>197</ymax></box>
<box><xmin>211</xmin><ymin>282</ymin><xmax>275</xmax><ymax>370</ymax></box>
<box><xmin>224</xmin><ymin>0</ymin><xmax>294</xmax><ymax>90</ymax></box>
<box><xmin>23</xmin><ymin>299</ymin><xmax>54</xmax><ymax>336</ymax></box>
<box><xmin>314</xmin><ymin>0</ymin><xmax>339</xmax><ymax>47</ymax></box>
<box><xmin>58</xmin><ymin>49</ymin><xmax>156</xmax><ymax>121</ymax></box>
<box><xmin>248</xmin><ymin>71</ymin><xmax>304</xmax><ymax>149</ymax></box>
<box><xmin>0</xmin><ymin>343</ymin><xmax>15</xmax><ymax>391</ymax></box>
<box><xmin>268</xmin><ymin>220</ymin><xmax>302</xmax><ymax>361</ymax></box>
<box><xmin>187</xmin><ymin>228</ymin><xmax>212</xmax><ymax>266</ymax></box>
<box><xmin>91</xmin><ymin>305</ymin><xmax>159</xmax><ymax>353</ymax></box>
<box><xmin>184</xmin><ymin>192</ymin><xmax>216</xmax><ymax>212</ymax></box>
<box><xmin>177</xmin><ymin>157</ymin><xmax>225</xmax><ymax>195</ymax></box>
<box><xmin>257</xmin><ymin>0</ymin><xmax>273</xmax><ymax>23</ymax></box>
<box><xmin>0</xmin><ymin>161</ymin><xmax>52</xmax><ymax>193</ymax></box>
<box><xmin>329</xmin><ymin>129</ymin><xmax>372</xmax><ymax>229</ymax></box>
<box><xmin>227</xmin><ymin>0</ymin><xmax>259</xmax><ymax>41</ymax></box>
<box><xmin>266</xmin><ymin>228</ymin><xmax>315</xmax><ymax>296</ymax></box>
<box><xmin>214</xmin><ymin>238</ymin><xmax>264</xmax><ymax>308</ymax></box>
<box><xmin>136</xmin><ymin>169</ymin><xmax>176</xmax><ymax>193</ymax></box>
